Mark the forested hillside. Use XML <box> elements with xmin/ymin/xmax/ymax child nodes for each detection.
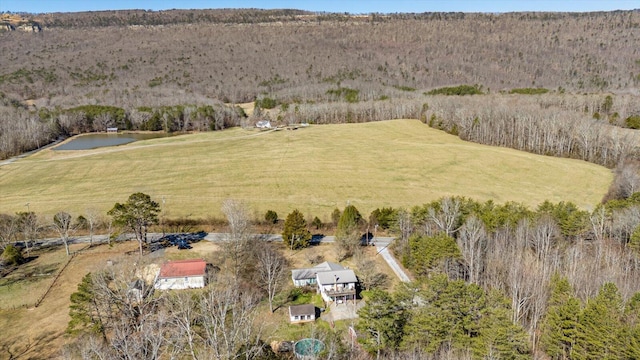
<box><xmin>2</xmin><ymin>10</ymin><xmax>640</xmax><ymax>104</ymax></box>
<box><xmin>1</xmin><ymin>9</ymin><xmax>640</xmax><ymax>162</ymax></box>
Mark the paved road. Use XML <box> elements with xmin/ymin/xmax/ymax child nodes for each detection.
<box><xmin>0</xmin><ymin>139</ymin><xmax>63</xmax><ymax>167</ymax></box>
<box><xmin>204</xmin><ymin>233</ymin><xmax>394</xmax><ymax>245</ymax></box>
<box><xmin>18</xmin><ymin>232</ymin><xmax>395</xmax><ymax>248</ymax></box>
<box><xmin>375</xmin><ymin>243</ymin><xmax>411</xmax><ymax>282</ymax></box>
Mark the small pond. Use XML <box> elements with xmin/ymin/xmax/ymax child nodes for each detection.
<box><xmin>54</xmin><ymin>133</ymin><xmax>171</xmax><ymax>150</ymax></box>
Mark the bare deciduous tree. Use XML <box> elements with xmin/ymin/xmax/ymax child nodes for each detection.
<box><xmin>165</xmin><ymin>292</ymin><xmax>200</xmax><ymax>359</ymax></box>
<box><xmin>86</xmin><ymin>262</ymin><xmax>166</xmax><ymax>360</ymax></box>
<box><xmin>17</xmin><ymin>211</ymin><xmax>39</xmax><ymax>257</ymax></box>
<box><xmin>426</xmin><ymin>197</ymin><xmax>462</xmax><ymax>237</ymax></box>
<box><xmin>52</xmin><ymin>211</ymin><xmax>77</xmax><ymax>256</ymax></box>
<box><xmin>84</xmin><ymin>208</ymin><xmax>100</xmax><ymax>247</ymax></box>
<box><xmin>0</xmin><ymin>214</ymin><xmax>19</xmax><ymax>249</ymax></box>
<box><xmin>256</xmin><ymin>243</ymin><xmax>287</xmax><ymax>313</ymax></box>
<box><xmin>92</xmin><ymin>112</ymin><xmax>113</xmax><ymax>132</ymax></box>
<box><xmin>457</xmin><ymin>215</ymin><xmax>487</xmax><ymax>285</ymax></box>
<box><xmin>221</xmin><ymin>199</ymin><xmax>255</xmax><ymax>282</ymax></box>
<box><xmin>199</xmin><ymin>275</ymin><xmax>264</xmax><ymax>360</ymax></box>
<box><xmin>354</xmin><ymin>251</ymin><xmax>388</xmax><ymax>291</ymax></box>
<box><xmin>393</xmin><ymin>208</ymin><xmax>414</xmax><ymax>259</ymax></box>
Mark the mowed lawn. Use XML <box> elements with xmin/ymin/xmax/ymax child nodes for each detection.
<box><xmin>0</xmin><ymin>119</ymin><xmax>612</xmax><ymax>219</ymax></box>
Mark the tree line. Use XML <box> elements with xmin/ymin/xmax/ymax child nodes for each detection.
<box><xmin>0</xmin><ymin>102</ymin><xmax>245</xmax><ymax>159</ymax></box>
<box><xmin>420</xmin><ymin>94</ymin><xmax>640</xmax><ymax>168</ymax></box>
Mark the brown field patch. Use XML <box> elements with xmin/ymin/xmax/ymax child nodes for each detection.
<box><xmin>0</xmin><ymin>241</ymin><xmax>138</xmax><ymax>359</ymax></box>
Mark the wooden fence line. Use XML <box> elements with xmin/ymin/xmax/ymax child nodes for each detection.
<box><xmin>34</xmin><ymin>245</ymin><xmax>89</xmax><ymax>308</ymax></box>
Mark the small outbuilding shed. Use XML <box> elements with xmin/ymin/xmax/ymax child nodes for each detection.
<box><xmin>289</xmin><ymin>304</ymin><xmax>316</xmax><ymax>323</ymax></box>
<box><xmin>256</xmin><ymin>120</ymin><xmax>271</xmax><ymax>129</ymax></box>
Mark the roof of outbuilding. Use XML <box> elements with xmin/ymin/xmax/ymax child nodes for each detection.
<box><xmin>289</xmin><ymin>304</ymin><xmax>316</xmax><ymax>316</ymax></box>
<box><xmin>316</xmin><ymin>269</ymin><xmax>357</xmax><ymax>285</ymax></box>
<box><xmin>158</xmin><ymin>259</ymin><xmax>207</xmax><ymax>278</ymax></box>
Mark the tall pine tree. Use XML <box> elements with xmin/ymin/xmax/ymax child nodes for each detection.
<box><xmin>573</xmin><ymin>282</ymin><xmax>623</xmax><ymax>360</ymax></box>
<box><xmin>621</xmin><ymin>292</ymin><xmax>640</xmax><ymax>359</ymax></box>
<box><xmin>540</xmin><ymin>274</ymin><xmax>581</xmax><ymax>359</ymax></box>
<box><xmin>476</xmin><ymin>289</ymin><xmax>531</xmax><ymax>360</ymax></box>
<box><xmin>356</xmin><ymin>289</ymin><xmax>406</xmax><ymax>357</ymax></box>
<box><xmin>66</xmin><ymin>273</ymin><xmax>106</xmax><ymax>339</ymax></box>
<box><xmin>282</xmin><ymin>209</ymin><xmax>311</xmax><ymax>250</ymax></box>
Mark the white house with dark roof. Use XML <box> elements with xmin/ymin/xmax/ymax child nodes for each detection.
<box><xmin>291</xmin><ymin>261</ymin><xmax>345</xmax><ymax>287</ymax></box>
<box><xmin>288</xmin><ymin>304</ymin><xmax>316</xmax><ymax>323</ymax></box>
<box><xmin>316</xmin><ymin>269</ymin><xmax>358</xmax><ymax>304</ymax></box>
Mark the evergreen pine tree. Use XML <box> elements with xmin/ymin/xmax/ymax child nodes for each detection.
<box><xmin>335</xmin><ymin>204</ymin><xmax>362</xmax><ymax>257</ymax></box>
<box><xmin>573</xmin><ymin>282</ymin><xmax>623</xmax><ymax>360</ymax></box>
<box><xmin>477</xmin><ymin>289</ymin><xmax>531</xmax><ymax>360</ymax></box>
<box><xmin>336</xmin><ymin>204</ymin><xmax>361</xmax><ymax>237</ymax></box>
<box><xmin>356</xmin><ymin>289</ymin><xmax>406</xmax><ymax>357</ymax></box>
<box><xmin>401</xmin><ymin>275</ymin><xmax>484</xmax><ymax>356</ymax></box>
<box><xmin>540</xmin><ymin>274</ymin><xmax>581</xmax><ymax>359</ymax></box>
<box><xmin>405</xmin><ymin>233</ymin><xmax>461</xmax><ymax>277</ymax></box>
<box><xmin>66</xmin><ymin>273</ymin><xmax>105</xmax><ymax>338</ymax></box>
<box><xmin>621</xmin><ymin>292</ymin><xmax>640</xmax><ymax>359</ymax></box>
<box><xmin>282</xmin><ymin>209</ymin><xmax>311</xmax><ymax>250</ymax></box>
<box><xmin>1</xmin><ymin>244</ymin><xmax>24</xmax><ymax>265</ymax></box>
<box><xmin>629</xmin><ymin>225</ymin><xmax>640</xmax><ymax>254</ymax></box>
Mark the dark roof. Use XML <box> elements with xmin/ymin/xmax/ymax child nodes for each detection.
<box><xmin>289</xmin><ymin>304</ymin><xmax>315</xmax><ymax>316</ymax></box>
<box><xmin>291</xmin><ymin>261</ymin><xmax>345</xmax><ymax>280</ymax></box>
<box><xmin>128</xmin><ymin>278</ymin><xmax>145</xmax><ymax>290</ymax></box>
<box><xmin>316</xmin><ymin>269</ymin><xmax>357</xmax><ymax>285</ymax></box>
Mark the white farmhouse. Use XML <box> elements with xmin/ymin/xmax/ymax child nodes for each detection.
<box><xmin>291</xmin><ymin>261</ymin><xmax>345</xmax><ymax>287</ymax></box>
<box><xmin>316</xmin><ymin>269</ymin><xmax>357</xmax><ymax>304</ymax></box>
<box><xmin>154</xmin><ymin>259</ymin><xmax>207</xmax><ymax>290</ymax></box>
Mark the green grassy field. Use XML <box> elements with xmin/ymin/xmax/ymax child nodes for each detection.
<box><xmin>0</xmin><ymin>119</ymin><xmax>612</xmax><ymax>220</ymax></box>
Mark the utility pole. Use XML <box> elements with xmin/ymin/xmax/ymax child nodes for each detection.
<box><xmin>374</xmin><ymin>224</ymin><xmax>378</xmax><ymax>245</ymax></box>
<box><xmin>366</xmin><ymin>225</ymin><xmax>370</xmax><ymax>245</ymax></box>
<box><xmin>161</xmin><ymin>196</ymin><xmax>166</xmax><ymax>236</ymax></box>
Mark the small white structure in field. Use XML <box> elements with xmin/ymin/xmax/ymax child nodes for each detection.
<box><xmin>106</xmin><ymin>127</ymin><xmax>118</xmax><ymax>133</ymax></box>
<box><xmin>256</xmin><ymin>120</ymin><xmax>271</xmax><ymax>129</ymax></box>
<box><xmin>154</xmin><ymin>259</ymin><xmax>207</xmax><ymax>290</ymax></box>
<box><xmin>289</xmin><ymin>304</ymin><xmax>316</xmax><ymax>323</ymax></box>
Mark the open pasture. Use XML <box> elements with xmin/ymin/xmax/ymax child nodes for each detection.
<box><xmin>0</xmin><ymin>119</ymin><xmax>612</xmax><ymax>219</ymax></box>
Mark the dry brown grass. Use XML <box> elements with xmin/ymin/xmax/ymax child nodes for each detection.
<box><xmin>0</xmin><ymin>120</ymin><xmax>612</xmax><ymax>222</ymax></box>
<box><xmin>0</xmin><ymin>241</ymin><xmax>139</xmax><ymax>359</ymax></box>
<box><xmin>163</xmin><ymin>240</ymin><xmax>221</xmax><ymax>260</ymax></box>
